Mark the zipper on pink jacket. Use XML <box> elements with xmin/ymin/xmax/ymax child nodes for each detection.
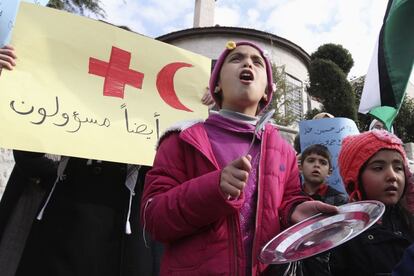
<box><xmin>230</xmin><ymin>216</ymin><xmax>240</xmax><ymax>276</ymax></box>
<box><xmin>251</xmin><ymin>126</ymin><xmax>267</xmax><ymax>275</ymax></box>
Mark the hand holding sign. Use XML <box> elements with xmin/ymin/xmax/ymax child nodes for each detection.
<box><xmin>0</xmin><ymin>45</ymin><xmax>17</xmax><ymax>70</ymax></box>
<box><xmin>0</xmin><ymin>0</ymin><xmax>48</xmax><ymax>47</ymax></box>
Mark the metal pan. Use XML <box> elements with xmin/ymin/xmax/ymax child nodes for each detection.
<box><xmin>260</xmin><ymin>200</ymin><xmax>385</xmax><ymax>264</ymax></box>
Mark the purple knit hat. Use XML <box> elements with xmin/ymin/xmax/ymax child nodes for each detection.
<box><xmin>209</xmin><ymin>41</ymin><xmax>275</xmax><ymax>113</ymax></box>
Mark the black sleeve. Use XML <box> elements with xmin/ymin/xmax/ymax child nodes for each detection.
<box><xmin>13</xmin><ymin>150</ymin><xmax>58</xmax><ymax>182</ymax></box>
<box><xmin>328</xmin><ymin>244</ymin><xmax>351</xmax><ymax>276</ymax></box>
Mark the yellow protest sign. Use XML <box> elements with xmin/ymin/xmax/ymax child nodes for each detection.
<box><xmin>0</xmin><ymin>3</ymin><xmax>211</xmax><ymax>166</ymax></box>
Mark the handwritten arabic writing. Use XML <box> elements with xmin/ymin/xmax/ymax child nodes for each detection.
<box><xmin>10</xmin><ymin>97</ymin><xmax>111</xmax><ymax>133</ymax></box>
<box><xmin>154</xmin><ymin>112</ymin><xmax>160</xmax><ymax>141</ymax></box>
<box><xmin>303</xmin><ymin>139</ymin><xmax>342</xmax><ymax>148</ymax></box>
<box><xmin>9</xmin><ymin>97</ymin><xmax>159</xmax><ymax>139</ymax></box>
<box><xmin>121</xmin><ymin>103</ymin><xmax>152</xmax><ymax>137</ymax></box>
<box><xmin>303</xmin><ymin>125</ymin><xmax>357</xmax><ymax>137</ymax></box>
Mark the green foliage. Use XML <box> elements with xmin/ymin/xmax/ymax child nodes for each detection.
<box><xmin>308</xmin><ymin>58</ymin><xmax>357</xmax><ymax>121</ymax></box>
<box><xmin>304</xmin><ymin>108</ymin><xmax>322</xmax><ymax>120</ymax></box>
<box><xmin>47</xmin><ymin>0</ymin><xmax>105</xmax><ymax>17</ymax></box>
<box><xmin>311</xmin><ymin>43</ymin><xmax>354</xmax><ymax>75</ymax></box>
<box><xmin>267</xmin><ymin>65</ymin><xmax>299</xmax><ymax>126</ymax></box>
<box><xmin>394</xmin><ymin>96</ymin><xmax>414</xmax><ymax>143</ymax></box>
<box><xmin>351</xmin><ymin>76</ymin><xmax>371</xmax><ymax>131</ymax></box>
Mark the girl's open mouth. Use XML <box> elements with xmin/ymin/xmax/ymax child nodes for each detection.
<box><xmin>240</xmin><ymin>69</ymin><xmax>254</xmax><ymax>82</ymax></box>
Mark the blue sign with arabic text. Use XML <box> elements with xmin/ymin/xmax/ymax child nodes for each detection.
<box><xmin>299</xmin><ymin>117</ymin><xmax>359</xmax><ymax>193</ymax></box>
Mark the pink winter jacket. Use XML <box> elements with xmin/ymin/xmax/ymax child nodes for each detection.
<box><xmin>141</xmin><ymin>122</ymin><xmax>309</xmax><ymax>276</ymax></box>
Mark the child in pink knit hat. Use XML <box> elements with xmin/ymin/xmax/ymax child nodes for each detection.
<box><xmin>142</xmin><ymin>41</ymin><xmax>336</xmax><ymax>275</ymax></box>
<box><xmin>326</xmin><ymin>129</ymin><xmax>414</xmax><ymax>275</ymax></box>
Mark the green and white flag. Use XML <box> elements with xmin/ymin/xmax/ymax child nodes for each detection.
<box><xmin>358</xmin><ymin>0</ymin><xmax>414</xmax><ymax>130</ymax></box>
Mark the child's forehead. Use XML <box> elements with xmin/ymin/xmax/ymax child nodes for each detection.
<box><xmin>304</xmin><ymin>152</ymin><xmax>328</xmax><ymax>160</ymax></box>
<box><xmin>368</xmin><ymin>149</ymin><xmax>404</xmax><ymax>163</ymax></box>
<box><xmin>228</xmin><ymin>45</ymin><xmax>262</xmax><ymax>57</ymax></box>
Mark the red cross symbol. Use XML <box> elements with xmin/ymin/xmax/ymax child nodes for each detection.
<box><xmin>89</xmin><ymin>46</ymin><xmax>144</xmax><ymax>98</ymax></box>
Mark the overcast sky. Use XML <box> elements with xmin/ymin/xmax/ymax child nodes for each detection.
<box><xmin>90</xmin><ymin>0</ymin><xmax>413</xmax><ymax>82</ymax></box>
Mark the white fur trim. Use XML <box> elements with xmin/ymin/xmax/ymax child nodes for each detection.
<box><xmin>156</xmin><ymin>119</ymin><xmax>204</xmax><ymax>149</ymax></box>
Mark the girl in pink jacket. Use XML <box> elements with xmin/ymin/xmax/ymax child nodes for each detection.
<box><xmin>141</xmin><ymin>41</ymin><xmax>336</xmax><ymax>275</ymax></box>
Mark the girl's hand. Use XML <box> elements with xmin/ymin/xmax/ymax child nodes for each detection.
<box><xmin>220</xmin><ymin>155</ymin><xmax>252</xmax><ymax>198</ymax></box>
<box><xmin>290</xmin><ymin>201</ymin><xmax>338</xmax><ymax>224</ymax></box>
<box><xmin>0</xmin><ymin>45</ymin><xmax>17</xmax><ymax>71</ymax></box>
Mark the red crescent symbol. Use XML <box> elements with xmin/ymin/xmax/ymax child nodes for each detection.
<box><xmin>156</xmin><ymin>62</ymin><xmax>193</xmax><ymax>112</ymax></box>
